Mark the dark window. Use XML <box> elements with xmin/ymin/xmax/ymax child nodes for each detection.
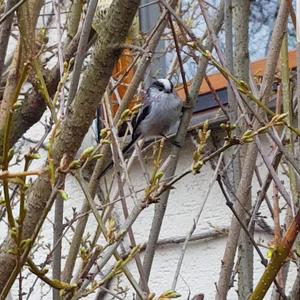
<box><xmin>193</xmin><ymin>88</ymin><xmax>228</xmax><ymax>113</ymax></box>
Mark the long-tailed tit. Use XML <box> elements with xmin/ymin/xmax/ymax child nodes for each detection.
<box><xmin>123</xmin><ymin>78</ymin><xmax>183</xmax><ymax>152</ymax></box>
<box><xmin>101</xmin><ymin>78</ymin><xmax>183</xmax><ymax>176</ymax></box>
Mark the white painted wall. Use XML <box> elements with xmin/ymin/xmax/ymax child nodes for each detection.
<box><xmin>5</xmin><ymin>121</ymin><xmax>295</xmax><ymax>299</ymax></box>
<box><xmin>98</xmin><ymin>135</ymin><xmax>294</xmax><ymax>300</ymax></box>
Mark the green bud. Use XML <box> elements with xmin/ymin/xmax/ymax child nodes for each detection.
<box><xmin>159</xmin><ymin>290</ymin><xmax>181</xmax><ymax>298</ymax></box>
<box><xmin>31</xmin><ymin>153</ymin><xmax>41</xmax><ymax>160</ymax></box>
<box><xmin>58</xmin><ymin>189</ymin><xmax>69</xmax><ymax>201</ymax></box>
<box><xmin>7</xmin><ymin>148</ymin><xmax>14</xmax><ymax>162</ymax></box>
<box><xmin>91</xmin><ymin>154</ymin><xmax>103</xmax><ymax>160</ymax></box>
<box><xmin>155</xmin><ymin>171</ymin><xmax>164</xmax><ymax>180</ymax></box>
<box><xmin>80</xmin><ymin>146</ymin><xmax>95</xmax><ymax>160</ymax></box>
<box><xmin>68</xmin><ymin>159</ymin><xmax>82</xmax><ymax>170</ymax></box>
<box><xmin>20</xmin><ymin>239</ymin><xmax>32</xmax><ymax>249</ymax></box>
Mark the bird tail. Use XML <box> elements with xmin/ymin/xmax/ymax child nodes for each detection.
<box><xmin>120</xmin><ymin>134</ymin><xmax>139</xmax><ymax>155</ymax></box>
<box><xmin>98</xmin><ymin>134</ymin><xmax>141</xmax><ymax>179</ymax></box>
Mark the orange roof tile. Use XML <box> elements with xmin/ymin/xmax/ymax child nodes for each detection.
<box><xmin>176</xmin><ymin>49</ymin><xmax>297</xmax><ymax>99</ymax></box>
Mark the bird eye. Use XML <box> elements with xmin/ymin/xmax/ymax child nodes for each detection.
<box><xmin>159</xmin><ymin>88</ymin><xmax>163</xmax><ymax>91</ymax></box>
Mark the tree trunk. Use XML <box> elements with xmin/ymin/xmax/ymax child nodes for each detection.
<box><xmin>0</xmin><ymin>0</ymin><xmax>140</xmax><ymax>293</ymax></box>
<box><xmin>232</xmin><ymin>1</ymin><xmax>253</xmax><ymax>299</ymax></box>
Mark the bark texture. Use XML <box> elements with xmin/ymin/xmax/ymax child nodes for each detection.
<box><xmin>0</xmin><ymin>25</ymin><xmax>82</xmax><ymax>156</ymax></box>
<box><xmin>0</xmin><ymin>0</ymin><xmax>18</xmax><ymax>80</ymax></box>
<box><xmin>0</xmin><ymin>0</ymin><xmax>140</xmax><ymax>291</ymax></box>
<box><xmin>232</xmin><ymin>1</ymin><xmax>253</xmax><ymax>298</ymax></box>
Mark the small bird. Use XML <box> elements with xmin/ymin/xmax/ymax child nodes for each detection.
<box><xmin>101</xmin><ymin>78</ymin><xmax>183</xmax><ymax>176</ymax></box>
<box><xmin>123</xmin><ymin>78</ymin><xmax>183</xmax><ymax>153</ymax></box>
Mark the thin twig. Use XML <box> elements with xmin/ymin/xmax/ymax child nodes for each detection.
<box><xmin>0</xmin><ymin>0</ymin><xmax>28</xmax><ymax>25</ymax></box>
<box><xmin>66</xmin><ymin>0</ymin><xmax>98</xmax><ymax>106</ymax></box>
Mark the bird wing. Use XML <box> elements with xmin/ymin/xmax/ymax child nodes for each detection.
<box><xmin>120</xmin><ymin>104</ymin><xmax>151</xmax><ymax>155</ymax></box>
<box><xmin>132</xmin><ymin>104</ymin><xmax>151</xmax><ymax>139</ymax></box>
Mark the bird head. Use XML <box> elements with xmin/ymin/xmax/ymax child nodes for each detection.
<box><xmin>150</xmin><ymin>78</ymin><xmax>174</xmax><ymax>94</ymax></box>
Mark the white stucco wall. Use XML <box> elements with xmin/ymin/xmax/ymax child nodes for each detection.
<box><xmin>97</xmin><ymin>135</ymin><xmax>294</xmax><ymax>300</ymax></box>
<box><xmin>5</xmin><ymin>121</ymin><xmax>296</xmax><ymax>299</ymax></box>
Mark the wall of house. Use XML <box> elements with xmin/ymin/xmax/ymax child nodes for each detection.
<box><xmin>6</xmin><ymin>122</ymin><xmax>295</xmax><ymax>299</ymax></box>
<box><xmin>94</xmin><ymin>130</ymin><xmax>294</xmax><ymax>299</ymax></box>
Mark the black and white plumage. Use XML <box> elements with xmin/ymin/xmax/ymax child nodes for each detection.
<box><xmin>100</xmin><ymin>78</ymin><xmax>182</xmax><ymax>177</ymax></box>
<box><xmin>122</xmin><ymin>78</ymin><xmax>183</xmax><ymax>153</ymax></box>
